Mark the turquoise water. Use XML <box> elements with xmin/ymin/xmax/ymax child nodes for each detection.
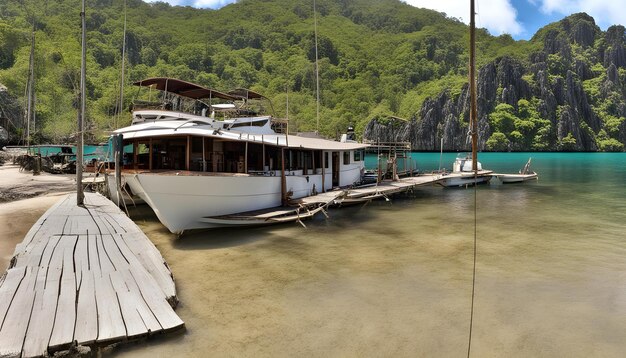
<box><xmin>110</xmin><ymin>152</ymin><xmax>626</xmax><ymax>357</ymax></box>
<box><xmin>26</xmin><ymin>145</ymin><xmax>109</xmax><ymax>161</ymax></box>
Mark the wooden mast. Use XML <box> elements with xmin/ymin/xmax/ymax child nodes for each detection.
<box><xmin>470</xmin><ymin>0</ymin><xmax>478</xmax><ymax>171</ymax></box>
<box><xmin>77</xmin><ymin>0</ymin><xmax>86</xmax><ymax>205</ymax></box>
<box><xmin>25</xmin><ymin>21</ymin><xmax>35</xmax><ymax>149</ymax></box>
<box><xmin>313</xmin><ymin>0</ymin><xmax>320</xmax><ymax>133</ymax></box>
<box><xmin>117</xmin><ymin>0</ymin><xmax>127</xmax><ymax>128</ymax></box>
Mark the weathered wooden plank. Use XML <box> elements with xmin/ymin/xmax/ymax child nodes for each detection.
<box><xmin>95</xmin><ymin>273</ymin><xmax>126</xmax><ymax>343</ymax></box>
<box><xmin>22</xmin><ymin>245</ymin><xmax>63</xmax><ymax>358</ymax></box>
<box><xmin>114</xmin><ymin>233</ymin><xmax>176</xmax><ymax>302</ymax></box>
<box><xmin>20</xmin><ymin>215</ymin><xmax>67</xmax><ymax>257</ymax></box>
<box><xmin>20</xmin><ymin>195</ymin><xmax>70</xmax><ymax>249</ymax></box>
<box><xmin>91</xmin><ymin>215</ymin><xmax>116</xmax><ymax>236</ymax></box>
<box><xmin>74</xmin><ymin>235</ymin><xmax>88</xmax><ymax>287</ymax></box>
<box><xmin>101</xmin><ymin>234</ymin><xmax>129</xmax><ymax>270</ymax></box>
<box><xmin>109</xmin><ymin>271</ymin><xmax>149</xmax><ymax>338</ymax></box>
<box><xmin>0</xmin><ymin>267</ymin><xmax>27</xmax><ymax>329</ymax></box>
<box><xmin>95</xmin><ymin>235</ymin><xmax>116</xmax><ymax>274</ymax></box>
<box><xmin>74</xmin><ymin>269</ymin><xmax>98</xmax><ymax>345</ymax></box>
<box><xmin>87</xmin><ymin>234</ymin><xmax>102</xmax><ymax>278</ymax></box>
<box><xmin>0</xmin><ymin>266</ymin><xmax>37</xmax><ymax>357</ymax></box>
<box><xmin>2</xmin><ymin>192</ymin><xmax>184</xmax><ymax>356</ymax></box>
<box><xmin>114</xmin><ymin>269</ymin><xmax>162</xmax><ymax>334</ymax></box>
<box><xmin>49</xmin><ymin>236</ymin><xmax>78</xmax><ymax>350</ymax></box>
<box><xmin>126</xmin><ymin>267</ymin><xmax>184</xmax><ymax>331</ymax></box>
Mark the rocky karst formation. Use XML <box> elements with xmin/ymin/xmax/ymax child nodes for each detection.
<box><xmin>365</xmin><ymin>13</ymin><xmax>626</xmax><ymax>151</ymax></box>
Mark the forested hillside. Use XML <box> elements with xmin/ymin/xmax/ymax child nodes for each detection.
<box><xmin>0</xmin><ymin>0</ymin><xmax>625</xmax><ymax>151</ymax></box>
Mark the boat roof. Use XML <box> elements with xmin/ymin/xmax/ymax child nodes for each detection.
<box><xmin>227</xmin><ymin>88</ymin><xmax>268</xmax><ymax>100</ymax></box>
<box><xmin>115</xmin><ymin>121</ymin><xmax>368</xmax><ymax>151</ymax></box>
<box><xmin>133</xmin><ymin>78</ymin><xmax>237</xmax><ymax>101</ymax></box>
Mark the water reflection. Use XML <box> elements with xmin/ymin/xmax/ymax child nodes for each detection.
<box><xmin>111</xmin><ymin>153</ymin><xmax>626</xmax><ymax>357</ymax></box>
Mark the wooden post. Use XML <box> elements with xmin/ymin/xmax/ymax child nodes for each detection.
<box><xmin>76</xmin><ymin>0</ymin><xmax>86</xmax><ymax>205</ymax></box>
<box><xmin>321</xmin><ymin>151</ymin><xmax>325</xmax><ymax>192</ymax></box>
<box><xmin>115</xmin><ymin>134</ymin><xmax>122</xmax><ymax>206</ymax></box>
<box><xmin>132</xmin><ymin>141</ymin><xmax>137</xmax><ymax>169</ymax></box>
<box><xmin>244</xmin><ymin>141</ymin><xmax>248</xmax><ymax>174</ymax></box>
<box><xmin>186</xmin><ymin>135</ymin><xmax>190</xmax><ymax>171</ymax></box>
<box><xmin>262</xmin><ymin>135</ymin><xmax>265</xmax><ymax>172</ymax></box>
<box><xmin>280</xmin><ymin>148</ymin><xmax>287</xmax><ymax>206</ymax></box>
<box><xmin>202</xmin><ymin>137</ymin><xmax>206</xmax><ymax>172</ymax></box>
<box><xmin>149</xmin><ymin>138</ymin><xmax>153</xmax><ymax>170</ymax></box>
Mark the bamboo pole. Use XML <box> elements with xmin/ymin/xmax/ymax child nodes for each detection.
<box><xmin>281</xmin><ymin>148</ymin><xmax>287</xmax><ymax>206</ymax></box>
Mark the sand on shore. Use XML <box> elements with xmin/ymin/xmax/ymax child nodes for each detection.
<box><xmin>0</xmin><ymin>163</ymin><xmax>77</xmax><ymax>271</ymax></box>
<box><xmin>0</xmin><ymin>164</ymin><xmax>76</xmax><ymax>202</ymax></box>
<box><xmin>0</xmin><ymin>194</ymin><xmax>67</xmax><ymax>272</ymax></box>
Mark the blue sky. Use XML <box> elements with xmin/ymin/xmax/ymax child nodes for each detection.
<box><xmin>146</xmin><ymin>0</ymin><xmax>625</xmax><ymax>41</ymax></box>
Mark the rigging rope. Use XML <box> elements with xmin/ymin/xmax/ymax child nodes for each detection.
<box><xmin>467</xmin><ymin>170</ymin><xmax>478</xmax><ymax>357</ymax></box>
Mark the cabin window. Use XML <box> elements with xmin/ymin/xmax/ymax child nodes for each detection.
<box><xmin>324</xmin><ymin>152</ymin><xmax>329</xmax><ymax>169</ymax></box>
<box><xmin>122</xmin><ymin>144</ymin><xmax>134</xmax><ymax>167</ymax></box>
<box><xmin>343</xmin><ymin>151</ymin><xmax>350</xmax><ymax>165</ymax></box>
<box><xmin>354</xmin><ymin>150</ymin><xmax>362</xmax><ymax>162</ymax></box>
<box><xmin>136</xmin><ymin>143</ymin><xmax>150</xmax><ymax>169</ymax></box>
<box><xmin>229</xmin><ymin>119</ymin><xmax>268</xmax><ymax>128</ymax></box>
<box><xmin>190</xmin><ymin>137</ymin><xmax>204</xmax><ymax>171</ymax></box>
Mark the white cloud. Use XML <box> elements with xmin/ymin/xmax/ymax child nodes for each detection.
<box><xmin>404</xmin><ymin>0</ymin><xmax>524</xmax><ymax>36</ymax></box>
<box><xmin>191</xmin><ymin>0</ymin><xmax>236</xmax><ymax>9</ymax></box>
<box><xmin>144</xmin><ymin>0</ymin><xmax>236</xmax><ymax>9</ymax></box>
<box><xmin>537</xmin><ymin>0</ymin><xmax>626</xmax><ymax>29</ymax></box>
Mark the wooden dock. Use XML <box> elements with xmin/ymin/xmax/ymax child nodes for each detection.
<box><xmin>339</xmin><ymin>174</ymin><xmax>443</xmax><ymax>203</ymax></box>
<box><xmin>0</xmin><ymin>192</ymin><xmax>184</xmax><ymax>357</ymax></box>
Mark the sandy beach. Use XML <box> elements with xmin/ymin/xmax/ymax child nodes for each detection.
<box><xmin>0</xmin><ymin>163</ymin><xmax>76</xmax><ymax>271</ymax></box>
<box><xmin>0</xmin><ymin>164</ymin><xmax>76</xmax><ymax>203</ymax></box>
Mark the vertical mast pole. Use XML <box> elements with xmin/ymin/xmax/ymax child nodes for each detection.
<box><xmin>77</xmin><ymin>0</ymin><xmax>86</xmax><ymax>205</ymax></box>
<box><xmin>470</xmin><ymin>0</ymin><xmax>478</xmax><ymax>172</ymax></box>
<box><xmin>26</xmin><ymin>22</ymin><xmax>35</xmax><ymax>149</ymax></box>
<box><xmin>118</xmin><ymin>0</ymin><xmax>127</xmax><ymax>128</ymax></box>
<box><xmin>313</xmin><ymin>0</ymin><xmax>320</xmax><ymax>133</ymax></box>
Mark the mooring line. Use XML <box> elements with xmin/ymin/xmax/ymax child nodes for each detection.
<box><xmin>467</xmin><ymin>170</ymin><xmax>478</xmax><ymax>358</ymax></box>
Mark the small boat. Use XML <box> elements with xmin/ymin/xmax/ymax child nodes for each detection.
<box><xmin>497</xmin><ymin>158</ymin><xmax>538</xmax><ymax>183</ymax></box>
<box><xmin>438</xmin><ymin>154</ymin><xmax>493</xmax><ymax>187</ymax></box>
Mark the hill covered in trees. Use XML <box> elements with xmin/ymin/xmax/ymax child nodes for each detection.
<box><xmin>0</xmin><ymin>0</ymin><xmax>625</xmax><ymax>151</ymax></box>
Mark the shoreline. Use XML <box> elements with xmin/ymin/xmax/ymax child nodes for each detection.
<box><xmin>0</xmin><ymin>163</ymin><xmax>77</xmax><ymax>271</ymax></box>
<box><xmin>0</xmin><ymin>164</ymin><xmax>76</xmax><ymax>203</ymax></box>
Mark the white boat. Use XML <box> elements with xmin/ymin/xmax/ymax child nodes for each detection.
<box><xmin>109</xmin><ymin>78</ymin><xmax>368</xmax><ymax>234</ymax></box>
<box><xmin>438</xmin><ymin>155</ymin><xmax>493</xmax><ymax>187</ymax></box>
<box><xmin>496</xmin><ymin>158</ymin><xmax>538</xmax><ymax>183</ymax></box>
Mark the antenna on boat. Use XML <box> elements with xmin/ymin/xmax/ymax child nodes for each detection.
<box><xmin>117</xmin><ymin>0</ymin><xmax>127</xmax><ymax>129</ymax></box>
<box><xmin>313</xmin><ymin>0</ymin><xmax>320</xmax><ymax>133</ymax></box>
<box><xmin>77</xmin><ymin>0</ymin><xmax>87</xmax><ymax>205</ymax></box>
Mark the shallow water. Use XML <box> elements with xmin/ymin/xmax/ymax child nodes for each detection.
<box><xmin>108</xmin><ymin>152</ymin><xmax>626</xmax><ymax>357</ymax></box>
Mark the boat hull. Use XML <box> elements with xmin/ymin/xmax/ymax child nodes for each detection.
<box><xmin>439</xmin><ymin>172</ymin><xmax>493</xmax><ymax>187</ymax></box>
<box><xmin>123</xmin><ymin>172</ymin><xmax>326</xmax><ymax>233</ymax></box>
<box><xmin>498</xmin><ymin>173</ymin><xmax>538</xmax><ymax>183</ymax></box>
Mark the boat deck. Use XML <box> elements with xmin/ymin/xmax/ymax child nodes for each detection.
<box><xmin>342</xmin><ymin>174</ymin><xmax>444</xmax><ymax>202</ymax></box>
<box><xmin>0</xmin><ymin>192</ymin><xmax>184</xmax><ymax>357</ymax></box>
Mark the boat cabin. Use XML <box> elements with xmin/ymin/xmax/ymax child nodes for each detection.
<box><xmin>118</xmin><ymin>132</ymin><xmax>366</xmax><ymax>192</ymax></box>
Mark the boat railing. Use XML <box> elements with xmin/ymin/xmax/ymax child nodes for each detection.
<box><xmin>363</xmin><ymin>140</ymin><xmax>411</xmax><ymax>153</ymax></box>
